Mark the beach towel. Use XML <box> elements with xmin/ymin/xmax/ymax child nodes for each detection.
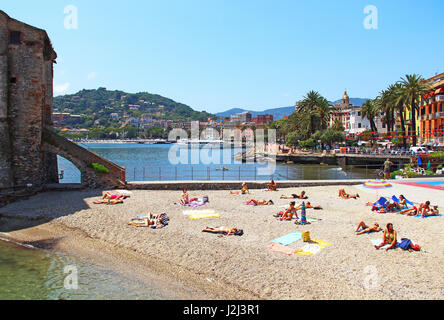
<box><xmin>176</xmin><ymin>199</ymin><xmax>208</xmax><ymax>207</ymax></box>
<box><xmin>183</xmin><ymin>209</ymin><xmax>216</xmax><ymax>216</ymax></box>
<box><xmin>272</xmin><ymin>232</ymin><xmax>302</xmax><ymax>246</ymax></box>
<box><xmin>294</xmin><ymin>239</ymin><xmax>331</xmax><ymax>257</ymax></box>
<box><xmin>370</xmin><ymin>239</ymin><xmax>401</xmax><ymax>250</ymax></box>
<box><xmin>243</xmin><ymin>201</ymin><xmax>258</xmax><ymax>206</ymax></box>
<box><xmin>189</xmin><ymin>212</ymin><xmax>221</xmax><ymax>220</ymax></box>
<box><xmin>267</xmin><ymin>242</ymin><xmax>295</xmax><ymax>256</ymax></box>
<box><xmin>413</xmin><ymin>214</ymin><xmax>443</xmax><ymax>219</ymax></box>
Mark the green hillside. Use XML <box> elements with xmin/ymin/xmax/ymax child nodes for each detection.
<box><xmin>53</xmin><ymin>87</ymin><xmax>213</xmax><ymax>123</ymax></box>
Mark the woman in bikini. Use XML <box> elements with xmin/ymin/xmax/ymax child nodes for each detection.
<box><xmin>338</xmin><ymin>189</ymin><xmax>359</xmax><ymax>199</ymax></box>
<box><xmin>421</xmin><ymin>203</ymin><xmax>439</xmax><ymax>217</ymax></box>
<box><xmin>266</xmin><ymin>180</ymin><xmax>278</xmax><ymax>191</ymax></box>
<box><xmin>246</xmin><ymin>199</ymin><xmax>274</xmax><ymax>205</ymax></box>
<box><xmin>355</xmin><ymin>221</ymin><xmax>381</xmax><ymax>235</ymax></box>
<box><xmin>386</xmin><ymin>195</ymin><xmax>407</xmax><ymax>212</ymax></box>
<box><xmin>230</xmin><ymin>182</ymin><xmax>250</xmax><ymax>195</ymax></box>
<box><xmin>375</xmin><ymin>223</ymin><xmax>397</xmax><ymax>251</ymax></box>
<box><xmin>399</xmin><ymin>201</ymin><xmax>430</xmax><ymax>216</ymax></box>
<box><xmin>94</xmin><ymin>192</ymin><xmax>126</xmax><ymax>205</ymax></box>
<box><xmin>180</xmin><ymin>188</ymin><xmax>190</xmax><ymax>205</ymax></box>
<box><xmin>280</xmin><ymin>191</ymin><xmax>308</xmax><ymax>199</ymax></box>
<box><xmin>274</xmin><ymin>202</ymin><xmax>298</xmax><ymax>221</ymax></box>
<box><xmin>202</xmin><ymin>227</ymin><xmax>242</xmax><ymax>236</ymax></box>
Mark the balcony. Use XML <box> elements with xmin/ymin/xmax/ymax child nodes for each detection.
<box><xmin>436</xmin><ymin>111</ymin><xmax>444</xmax><ymax>118</ymax></box>
<box><xmin>436</xmin><ymin>95</ymin><xmax>444</xmax><ymax>102</ymax></box>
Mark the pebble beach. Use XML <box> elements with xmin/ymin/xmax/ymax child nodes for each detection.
<box><xmin>1</xmin><ymin>182</ymin><xmax>443</xmax><ymax>300</ymax></box>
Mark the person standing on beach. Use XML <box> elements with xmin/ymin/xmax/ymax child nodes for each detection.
<box><xmin>384</xmin><ymin>159</ymin><xmax>394</xmax><ymax>180</ymax></box>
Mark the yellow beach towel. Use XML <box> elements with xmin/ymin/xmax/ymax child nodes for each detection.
<box><xmin>189</xmin><ymin>212</ymin><xmax>221</xmax><ymax>220</ymax></box>
<box><xmin>294</xmin><ymin>239</ymin><xmax>331</xmax><ymax>257</ymax></box>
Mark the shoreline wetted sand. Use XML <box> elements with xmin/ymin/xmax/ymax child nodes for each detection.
<box><xmin>0</xmin><ymin>184</ymin><xmax>443</xmax><ymax>300</ymax></box>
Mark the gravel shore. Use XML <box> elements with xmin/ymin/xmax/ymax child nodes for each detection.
<box><xmin>1</xmin><ymin>184</ymin><xmax>443</xmax><ymax>300</ymax></box>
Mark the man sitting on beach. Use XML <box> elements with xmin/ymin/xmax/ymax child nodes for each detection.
<box><xmin>266</xmin><ymin>180</ymin><xmax>278</xmax><ymax>191</ymax></box>
<box><xmin>338</xmin><ymin>189</ymin><xmax>359</xmax><ymax>199</ymax></box>
<box><xmin>355</xmin><ymin>221</ymin><xmax>381</xmax><ymax>235</ymax></box>
<box><xmin>280</xmin><ymin>191</ymin><xmax>308</xmax><ymax>199</ymax></box>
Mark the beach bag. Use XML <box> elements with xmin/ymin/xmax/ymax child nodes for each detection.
<box><xmin>203</xmin><ymin>195</ymin><xmax>209</xmax><ymax>203</ymax></box>
<box><xmin>303</xmin><ymin>231</ymin><xmax>311</xmax><ymax>242</ymax></box>
<box><xmin>398</xmin><ymin>238</ymin><xmax>412</xmax><ymax>250</ymax></box>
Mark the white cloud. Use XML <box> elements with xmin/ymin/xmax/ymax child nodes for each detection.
<box><xmin>87</xmin><ymin>72</ymin><xmax>97</xmax><ymax>80</ymax></box>
<box><xmin>54</xmin><ymin>83</ymin><xmax>70</xmax><ymax>95</ymax></box>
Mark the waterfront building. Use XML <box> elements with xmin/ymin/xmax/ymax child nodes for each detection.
<box><xmin>419</xmin><ymin>72</ymin><xmax>444</xmax><ymax>146</ymax></box>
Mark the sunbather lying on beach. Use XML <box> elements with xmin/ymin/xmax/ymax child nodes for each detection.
<box><xmin>266</xmin><ymin>180</ymin><xmax>278</xmax><ymax>191</ymax></box>
<box><xmin>375</xmin><ymin>223</ymin><xmax>397</xmax><ymax>251</ymax></box>
<box><xmin>274</xmin><ymin>202</ymin><xmax>298</xmax><ymax>221</ymax></box>
<box><xmin>230</xmin><ymin>182</ymin><xmax>250</xmax><ymax>195</ymax></box>
<box><xmin>202</xmin><ymin>227</ymin><xmax>243</xmax><ymax>236</ymax></box>
<box><xmin>128</xmin><ymin>213</ymin><xmax>169</xmax><ymax>228</ymax></box>
<box><xmin>280</xmin><ymin>191</ymin><xmax>308</xmax><ymax>199</ymax></box>
<box><xmin>180</xmin><ymin>188</ymin><xmax>190</xmax><ymax>205</ymax></box>
<box><xmin>421</xmin><ymin>204</ymin><xmax>439</xmax><ymax>217</ymax></box>
<box><xmin>246</xmin><ymin>199</ymin><xmax>274</xmax><ymax>205</ymax></box>
<box><xmin>94</xmin><ymin>192</ymin><xmax>126</xmax><ymax>205</ymax></box>
<box><xmin>386</xmin><ymin>195</ymin><xmax>408</xmax><ymax>212</ymax></box>
<box><xmin>338</xmin><ymin>189</ymin><xmax>359</xmax><ymax>199</ymax></box>
<box><xmin>355</xmin><ymin>221</ymin><xmax>381</xmax><ymax>235</ymax></box>
<box><xmin>399</xmin><ymin>201</ymin><xmax>430</xmax><ymax>216</ymax></box>
<box><xmin>300</xmin><ymin>202</ymin><xmax>323</xmax><ymax>210</ymax></box>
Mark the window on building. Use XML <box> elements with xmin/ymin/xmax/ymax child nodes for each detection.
<box><xmin>358</xmin><ymin>111</ymin><xmax>361</xmax><ymax>117</ymax></box>
<box><xmin>9</xmin><ymin>31</ymin><xmax>21</xmax><ymax>45</ymax></box>
<box><xmin>358</xmin><ymin>123</ymin><xmax>362</xmax><ymax>128</ymax></box>
<box><xmin>10</xmin><ymin>77</ymin><xmax>17</xmax><ymax>84</ymax></box>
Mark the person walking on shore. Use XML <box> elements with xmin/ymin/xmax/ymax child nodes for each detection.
<box><xmin>384</xmin><ymin>158</ymin><xmax>394</xmax><ymax>180</ymax></box>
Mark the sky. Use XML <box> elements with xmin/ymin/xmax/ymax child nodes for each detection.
<box><xmin>2</xmin><ymin>0</ymin><xmax>444</xmax><ymax>113</ymax></box>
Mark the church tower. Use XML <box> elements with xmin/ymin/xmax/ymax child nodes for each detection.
<box><xmin>342</xmin><ymin>90</ymin><xmax>350</xmax><ymax>105</ymax></box>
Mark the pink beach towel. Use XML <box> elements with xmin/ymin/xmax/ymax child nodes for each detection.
<box><xmin>267</xmin><ymin>243</ymin><xmax>294</xmax><ymax>256</ymax></box>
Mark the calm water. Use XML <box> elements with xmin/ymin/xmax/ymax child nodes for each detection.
<box><xmin>58</xmin><ymin>143</ymin><xmax>376</xmax><ymax>183</ymax></box>
<box><xmin>0</xmin><ymin>238</ymin><xmax>177</xmax><ymax>300</ymax></box>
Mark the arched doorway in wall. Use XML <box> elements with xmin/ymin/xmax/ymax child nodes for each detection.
<box><xmin>57</xmin><ymin>155</ymin><xmax>81</xmax><ymax>184</ymax></box>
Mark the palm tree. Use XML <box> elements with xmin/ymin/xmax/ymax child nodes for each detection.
<box><xmin>296</xmin><ymin>91</ymin><xmax>328</xmax><ymax>136</ymax></box>
<box><xmin>398</xmin><ymin>74</ymin><xmax>431</xmax><ymax>146</ymax></box>
<box><xmin>361</xmin><ymin>100</ymin><xmax>378</xmax><ymax>133</ymax></box>
<box><xmin>388</xmin><ymin>83</ymin><xmax>408</xmax><ymax>148</ymax></box>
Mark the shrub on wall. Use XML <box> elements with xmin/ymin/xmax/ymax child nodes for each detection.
<box><xmin>88</xmin><ymin>163</ymin><xmax>110</xmax><ymax>174</ymax></box>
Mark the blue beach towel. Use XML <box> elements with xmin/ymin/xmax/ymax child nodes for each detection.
<box><xmin>414</xmin><ymin>214</ymin><xmax>443</xmax><ymax>219</ymax></box>
<box><xmin>272</xmin><ymin>232</ymin><xmax>302</xmax><ymax>246</ymax></box>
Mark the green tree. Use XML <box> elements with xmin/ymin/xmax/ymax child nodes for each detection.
<box><xmin>398</xmin><ymin>74</ymin><xmax>431</xmax><ymax>146</ymax></box>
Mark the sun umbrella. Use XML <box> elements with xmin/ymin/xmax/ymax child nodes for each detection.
<box><xmin>417</xmin><ymin>155</ymin><xmax>422</xmax><ymax>166</ymax></box>
<box><xmin>363</xmin><ymin>179</ymin><xmax>393</xmax><ymax>189</ymax></box>
<box><xmin>427</xmin><ymin>161</ymin><xmax>431</xmax><ymax>171</ymax></box>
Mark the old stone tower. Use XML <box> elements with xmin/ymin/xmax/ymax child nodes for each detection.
<box><xmin>0</xmin><ymin>11</ymin><xmax>125</xmax><ymax>191</ymax></box>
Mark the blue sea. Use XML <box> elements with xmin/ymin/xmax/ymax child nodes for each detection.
<box><xmin>58</xmin><ymin>143</ymin><xmax>371</xmax><ymax>183</ymax></box>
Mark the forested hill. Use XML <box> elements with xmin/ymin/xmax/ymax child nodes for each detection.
<box><xmin>53</xmin><ymin>88</ymin><xmax>213</xmax><ymax>121</ymax></box>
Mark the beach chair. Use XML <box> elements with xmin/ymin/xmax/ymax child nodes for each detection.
<box><xmin>373</xmin><ymin>197</ymin><xmax>389</xmax><ymax>208</ymax></box>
